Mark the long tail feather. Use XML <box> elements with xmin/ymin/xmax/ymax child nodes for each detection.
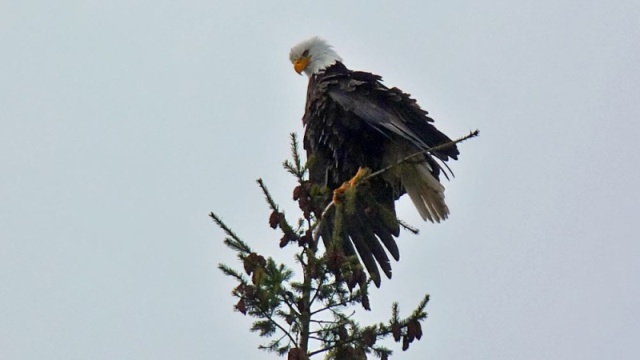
<box><xmin>402</xmin><ymin>163</ymin><xmax>449</xmax><ymax>223</ymax></box>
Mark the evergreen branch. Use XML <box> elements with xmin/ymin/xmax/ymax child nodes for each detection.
<box><xmin>282</xmin><ymin>133</ymin><xmax>307</xmax><ymax>179</ymax></box>
<box><xmin>310</xmin><ymin>319</ymin><xmax>340</xmax><ymax>325</ymax></box>
<box><xmin>307</xmin><ymin>344</ymin><xmax>334</xmax><ymax>357</ymax></box>
<box><xmin>253</xmin><ymin>304</ymin><xmax>298</xmax><ymax>347</ymax></box>
<box><xmin>278</xmin><ymin>290</ymin><xmax>301</xmax><ymax>319</ymax></box>
<box><xmin>209</xmin><ymin>212</ymin><xmax>248</xmax><ymax>249</ymax></box>
<box><xmin>308</xmin><ymin>338</ymin><xmax>354</xmax><ymax>357</ymax></box>
<box><xmin>256</xmin><ymin>178</ymin><xmax>280</xmax><ymax>211</ymax></box>
<box><xmin>391</xmin><ymin>302</ymin><xmax>400</xmax><ymax>323</ymax></box>
<box><xmin>308</xmin><ymin>266</ymin><xmax>330</xmax><ymax>309</ymax></box>
<box><xmin>215</xmin><ymin>129</ymin><xmax>447</xmax><ymax>358</ymax></box>
<box><xmin>308</xmin><ymin>318</ymin><xmax>352</xmax><ymax>337</ymax></box>
<box><xmin>218</xmin><ymin>263</ymin><xmax>248</xmax><ymax>283</ymax></box>
<box><xmin>223</xmin><ymin>237</ymin><xmax>252</xmax><ymax>255</ymax></box>
<box><xmin>258</xmin><ymin>334</ymin><xmax>291</xmax><ymax>355</ymax></box>
<box><xmin>290</xmin><ymin>133</ymin><xmax>302</xmax><ymax>171</ymax></box>
<box><xmin>283</xmin><ymin>160</ymin><xmax>299</xmax><ymax>178</ymax></box>
<box><xmin>308</xmin><ymin>335</ymin><xmax>330</xmax><ymax>342</ymax></box>
<box><xmin>410</xmin><ymin>294</ymin><xmax>430</xmax><ymax>319</ymax></box>
<box><xmin>256</xmin><ymin>178</ymin><xmax>300</xmax><ymax>248</ymax></box>
<box><xmin>210</xmin><ymin>212</ymin><xmax>252</xmax><ymax>254</ymax></box>
<box><xmin>310</xmin><ymin>297</ymin><xmax>355</xmax><ymax>316</ymax></box>
<box><xmin>308</xmin><ymin>292</ymin><xmax>429</xmax><ymax>358</ymax></box>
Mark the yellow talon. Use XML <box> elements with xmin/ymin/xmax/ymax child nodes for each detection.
<box><xmin>349</xmin><ymin>167</ymin><xmax>370</xmax><ymax>186</ymax></box>
<box><xmin>332</xmin><ymin>167</ymin><xmax>371</xmax><ymax>204</ymax></box>
<box><xmin>332</xmin><ymin>181</ymin><xmax>349</xmax><ymax>204</ymax></box>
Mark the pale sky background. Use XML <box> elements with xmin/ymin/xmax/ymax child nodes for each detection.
<box><xmin>1</xmin><ymin>1</ymin><xmax>639</xmax><ymax>359</ymax></box>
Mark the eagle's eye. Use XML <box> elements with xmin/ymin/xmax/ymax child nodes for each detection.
<box><xmin>302</xmin><ymin>49</ymin><xmax>309</xmax><ymax>57</ymax></box>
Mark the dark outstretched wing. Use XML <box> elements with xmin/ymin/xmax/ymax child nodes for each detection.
<box><xmin>327</xmin><ymin>73</ymin><xmax>459</xmax><ymax>163</ymax></box>
<box><xmin>317</xmin><ymin>179</ymin><xmax>400</xmax><ymax>287</ymax></box>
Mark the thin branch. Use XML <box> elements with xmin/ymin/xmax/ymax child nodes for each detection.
<box><xmin>308</xmin><ymin>337</ymin><xmax>357</xmax><ymax>358</ymax></box>
<box><xmin>308</xmin><ymin>317</ymin><xmax>352</xmax><ymax>336</ymax></box>
<box><xmin>398</xmin><ymin>220</ymin><xmax>419</xmax><ymax>235</ymax></box>
<box><xmin>279</xmin><ymin>290</ymin><xmax>302</xmax><ymax>319</ymax></box>
<box><xmin>308</xmin><ymin>330</ymin><xmax>374</xmax><ymax>357</ymax></box>
<box><xmin>256</xmin><ymin>178</ymin><xmax>279</xmax><ymax>211</ymax></box>
<box><xmin>310</xmin><ymin>319</ymin><xmax>340</xmax><ymax>325</ymax></box>
<box><xmin>308</xmin><ymin>266</ymin><xmax>329</xmax><ymax>309</ymax></box>
<box><xmin>257</xmin><ymin>333</ymin><xmax>290</xmax><ymax>353</ymax></box>
<box><xmin>312</xmin><ymin>202</ymin><xmax>333</xmax><ymax>246</ymax></box>
<box><xmin>218</xmin><ymin>263</ymin><xmax>248</xmax><ymax>283</ymax></box>
<box><xmin>410</xmin><ymin>293</ymin><xmax>430</xmax><ymax>319</ymax></box>
<box><xmin>209</xmin><ymin>212</ymin><xmax>247</xmax><ymax>249</ymax></box>
<box><xmin>310</xmin><ymin>297</ymin><xmax>355</xmax><ymax>316</ymax></box>
<box><xmin>254</xmin><ymin>304</ymin><xmax>298</xmax><ymax>346</ymax></box>
<box><xmin>308</xmin><ymin>335</ymin><xmax>331</xmax><ymax>342</ymax></box>
<box><xmin>365</xmin><ymin>129</ymin><xmax>479</xmax><ymax>182</ymax></box>
<box><xmin>282</xmin><ymin>133</ymin><xmax>307</xmax><ymax>179</ymax></box>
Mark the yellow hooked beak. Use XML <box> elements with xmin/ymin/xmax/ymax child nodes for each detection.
<box><xmin>293</xmin><ymin>56</ymin><xmax>311</xmax><ymax>75</ymax></box>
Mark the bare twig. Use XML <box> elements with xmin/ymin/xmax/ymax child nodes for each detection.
<box><xmin>310</xmin><ymin>297</ymin><xmax>356</xmax><ymax>316</ymax></box>
<box><xmin>365</xmin><ymin>129</ymin><xmax>479</xmax><ymax>182</ymax></box>
<box><xmin>398</xmin><ymin>220</ymin><xmax>419</xmax><ymax>235</ymax></box>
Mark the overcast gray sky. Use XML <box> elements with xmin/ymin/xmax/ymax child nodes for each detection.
<box><xmin>1</xmin><ymin>1</ymin><xmax>639</xmax><ymax>359</ymax></box>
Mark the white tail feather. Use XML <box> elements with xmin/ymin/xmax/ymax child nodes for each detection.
<box><xmin>402</xmin><ymin>163</ymin><xmax>449</xmax><ymax>223</ymax></box>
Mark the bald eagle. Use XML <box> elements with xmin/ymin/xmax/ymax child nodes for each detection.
<box><xmin>289</xmin><ymin>37</ymin><xmax>459</xmax><ymax>286</ymax></box>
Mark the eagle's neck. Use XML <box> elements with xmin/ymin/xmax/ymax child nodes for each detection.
<box><xmin>312</xmin><ymin>61</ymin><xmax>349</xmax><ymax>77</ymax></box>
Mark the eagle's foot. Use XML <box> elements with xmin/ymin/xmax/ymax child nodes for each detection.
<box><xmin>332</xmin><ymin>167</ymin><xmax>371</xmax><ymax>204</ymax></box>
<box><xmin>349</xmin><ymin>167</ymin><xmax>370</xmax><ymax>186</ymax></box>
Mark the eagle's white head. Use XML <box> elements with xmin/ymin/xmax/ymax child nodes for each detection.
<box><xmin>289</xmin><ymin>37</ymin><xmax>342</xmax><ymax>77</ymax></box>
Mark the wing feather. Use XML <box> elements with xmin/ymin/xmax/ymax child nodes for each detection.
<box><xmin>327</xmin><ymin>79</ymin><xmax>459</xmax><ymax>162</ymax></box>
